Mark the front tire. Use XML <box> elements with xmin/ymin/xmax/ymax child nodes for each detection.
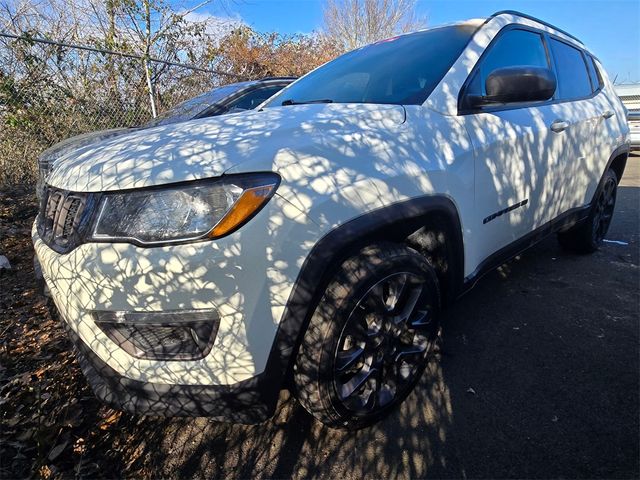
<box><xmin>558</xmin><ymin>169</ymin><xmax>618</xmax><ymax>254</ymax></box>
<box><xmin>293</xmin><ymin>243</ymin><xmax>440</xmax><ymax>429</ymax></box>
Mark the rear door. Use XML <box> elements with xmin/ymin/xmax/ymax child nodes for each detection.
<box><xmin>545</xmin><ymin>38</ymin><xmax>602</xmax><ymax>214</ymax></box>
<box><xmin>583</xmin><ymin>55</ymin><xmax>625</xmax><ymax>201</ymax></box>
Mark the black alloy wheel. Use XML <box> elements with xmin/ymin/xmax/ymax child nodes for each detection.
<box><xmin>294</xmin><ymin>243</ymin><xmax>441</xmax><ymax>429</ymax></box>
<box><xmin>557</xmin><ymin>168</ymin><xmax>618</xmax><ymax>254</ymax></box>
<box><xmin>333</xmin><ymin>272</ymin><xmax>436</xmax><ymax>414</ymax></box>
<box><xmin>591</xmin><ymin>173</ymin><xmax>617</xmax><ymax>244</ymax></box>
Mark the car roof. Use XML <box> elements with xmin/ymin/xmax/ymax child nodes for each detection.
<box><xmin>489</xmin><ymin>10</ymin><xmax>584</xmax><ymax>45</ymax></box>
<box><xmin>374</xmin><ymin>11</ymin><xmax>585</xmax><ymax>54</ymax></box>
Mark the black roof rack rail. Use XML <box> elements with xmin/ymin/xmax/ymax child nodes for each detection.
<box><xmin>490</xmin><ymin>10</ymin><xmax>584</xmax><ymax>45</ymax></box>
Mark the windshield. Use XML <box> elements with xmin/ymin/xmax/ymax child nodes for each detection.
<box><xmin>144</xmin><ymin>82</ymin><xmax>250</xmax><ymax>127</ymax></box>
<box><xmin>265</xmin><ymin>24</ymin><xmax>478</xmax><ymax>107</ymax></box>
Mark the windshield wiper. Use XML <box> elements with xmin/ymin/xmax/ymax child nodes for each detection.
<box><xmin>281</xmin><ymin>98</ymin><xmax>333</xmax><ymax>106</ymax></box>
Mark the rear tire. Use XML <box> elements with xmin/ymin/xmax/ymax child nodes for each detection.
<box><xmin>557</xmin><ymin>169</ymin><xmax>617</xmax><ymax>254</ymax></box>
<box><xmin>293</xmin><ymin>242</ymin><xmax>440</xmax><ymax>429</ymax></box>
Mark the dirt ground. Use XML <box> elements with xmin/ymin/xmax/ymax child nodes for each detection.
<box><xmin>1</xmin><ymin>155</ymin><xmax>638</xmax><ymax>479</ymax></box>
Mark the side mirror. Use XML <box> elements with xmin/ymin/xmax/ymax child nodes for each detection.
<box><xmin>468</xmin><ymin>66</ymin><xmax>557</xmax><ymax>108</ymax></box>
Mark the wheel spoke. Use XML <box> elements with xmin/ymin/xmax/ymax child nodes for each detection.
<box><xmin>391</xmin><ymin>284</ymin><xmax>424</xmax><ymax>326</ymax></box>
<box><xmin>348</xmin><ymin>308</ymin><xmax>381</xmax><ymax>342</ymax></box>
<box><xmin>339</xmin><ymin>363</ymin><xmax>375</xmax><ymax>399</ymax></box>
<box><xmin>378</xmin><ymin>381</ymin><xmax>396</xmax><ymax>407</ymax></box>
<box><xmin>336</xmin><ymin>346</ymin><xmax>365</xmax><ymax>372</ymax></box>
<box><xmin>362</xmin><ymin>284</ymin><xmax>388</xmax><ymax>314</ymax></box>
<box><xmin>408</xmin><ymin>309</ymin><xmax>431</xmax><ymax>329</ymax></box>
<box><xmin>394</xmin><ymin>342</ymin><xmax>427</xmax><ymax>363</ymax></box>
<box><xmin>383</xmin><ymin>274</ymin><xmax>408</xmax><ymax>311</ymax></box>
<box><xmin>333</xmin><ymin>271</ymin><xmax>436</xmax><ymax>414</ymax></box>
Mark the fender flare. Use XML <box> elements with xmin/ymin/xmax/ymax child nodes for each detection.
<box><xmin>258</xmin><ymin>195</ymin><xmax>465</xmax><ymax>405</ymax></box>
<box><xmin>600</xmin><ymin>143</ymin><xmax>629</xmax><ymax>189</ymax></box>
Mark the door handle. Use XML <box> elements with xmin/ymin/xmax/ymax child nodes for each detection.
<box><xmin>602</xmin><ymin>110</ymin><xmax>614</xmax><ymax>119</ymax></box>
<box><xmin>550</xmin><ymin>120</ymin><xmax>569</xmax><ymax>133</ymax></box>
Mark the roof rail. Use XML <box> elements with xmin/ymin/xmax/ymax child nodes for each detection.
<box><xmin>490</xmin><ymin>10</ymin><xmax>584</xmax><ymax>45</ymax></box>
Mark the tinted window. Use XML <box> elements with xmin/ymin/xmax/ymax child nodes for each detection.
<box><xmin>585</xmin><ymin>55</ymin><xmax>603</xmax><ymax>92</ymax></box>
<box><xmin>144</xmin><ymin>83</ymin><xmax>251</xmax><ymax>127</ymax></box>
<box><xmin>549</xmin><ymin>38</ymin><xmax>592</xmax><ymax>100</ymax></box>
<box><xmin>227</xmin><ymin>85</ymin><xmax>285</xmax><ymax>112</ymax></box>
<box><xmin>264</xmin><ymin>24</ymin><xmax>478</xmax><ymax>107</ymax></box>
<box><xmin>466</xmin><ymin>29</ymin><xmax>549</xmax><ymax>96</ymax></box>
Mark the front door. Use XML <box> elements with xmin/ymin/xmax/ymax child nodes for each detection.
<box><xmin>458</xmin><ymin>27</ymin><xmax>564</xmax><ymax>264</ymax></box>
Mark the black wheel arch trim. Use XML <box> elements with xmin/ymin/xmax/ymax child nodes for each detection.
<box><xmin>262</xmin><ymin>195</ymin><xmax>465</xmax><ymax>401</ymax></box>
<box><xmin>598</xmin><ymin>143</ymin><xmax>629</xmax><ymax>189</ymax></box>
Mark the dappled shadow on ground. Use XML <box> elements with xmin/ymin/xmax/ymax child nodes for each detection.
<box><xmin>1</xmin><ymin>178</ymin><xmax>638</xmax><ymax>479</ymax></box>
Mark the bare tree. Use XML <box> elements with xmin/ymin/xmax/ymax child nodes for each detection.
<box><xmin>322</xmin><ymin>0</ymin><xmax>425</xmax><ymax>51</ymax></box>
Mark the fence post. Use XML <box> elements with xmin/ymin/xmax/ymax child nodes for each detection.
<box><xmin>143</xmin><ymin>55</ymin><xmax>158</xmax><ymax>118</ymax></box>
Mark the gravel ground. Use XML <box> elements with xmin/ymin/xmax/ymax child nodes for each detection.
<box><xmin>1</xmin><ymin>155</ymin><xmax>638</xmax><ymax>479</ymax></box>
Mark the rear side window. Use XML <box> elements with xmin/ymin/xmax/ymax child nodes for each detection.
<box><xmin>549</xmin><ymin>38</ymin><xmax>592</xmax><ymax>100</ymax></box>
<box><xmin>465</xmin><ymin>29</ymin><xmax>549</xmax><ymax>96</ymax></box>
<box><xmin>585</xmin><ymin>55</ymin><xmax>603</xmax><ymax>92</ymax></box>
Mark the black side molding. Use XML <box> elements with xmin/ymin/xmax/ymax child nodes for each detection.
<box><xmin>462</xmin><ymin>143</ymin><xmax>630</xmax><ymax>292</ymax></box>
<box><xmin>463</xmin><ymin>204</ymin><xmax>591</xmax><ymax>292</ymax></box>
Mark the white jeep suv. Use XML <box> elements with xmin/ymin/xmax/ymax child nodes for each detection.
<box><xmin>33</xmin><ymin>11</ymin><xmax>630</xmax><ymax>429</ymax></box>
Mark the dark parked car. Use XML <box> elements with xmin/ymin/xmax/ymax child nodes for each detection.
<box><xmin>36</xmin><ymin>77</ymin><xmax>295</xmax><ymax>198</ymax></box>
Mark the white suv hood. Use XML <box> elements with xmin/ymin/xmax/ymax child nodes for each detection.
<box><xmin>46</xmin><ymin>103</ymin><xmax>406</xmax><ymax>192</ymax></box>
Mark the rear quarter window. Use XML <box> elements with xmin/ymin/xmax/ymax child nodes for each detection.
<box><xmin>585</xmin><ymin>55</ymin><xmax>604</xmax><ymax>92</ymax></box>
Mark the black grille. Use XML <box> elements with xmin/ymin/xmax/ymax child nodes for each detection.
<box><xmin>37</xmin><ymin>188</ymin><xmax>96</xmax><ymax>253</ymax></box>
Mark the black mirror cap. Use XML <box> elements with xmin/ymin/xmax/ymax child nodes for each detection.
<box><xmin>485</xmin><ymin>66</ymin><xmax>557</xmax><ymax>104</ymax></box>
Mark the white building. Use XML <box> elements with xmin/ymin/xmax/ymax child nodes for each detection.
<box><xmin>615</xmin><ymin>84</ymin><xmax>640</xmax><ymax>112</ymax></box>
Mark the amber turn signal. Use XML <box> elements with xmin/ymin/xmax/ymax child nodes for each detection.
<box><xmin>209</xmin><ymin>183</ymin><xmax>277</xmax><ymax>238</ymax></box>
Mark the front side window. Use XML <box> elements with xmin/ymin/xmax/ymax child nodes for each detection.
<box><xmin>465</xmin><ymin>29</ymin><xmax>550</xmax><ymax>97</ymax></box>
<box><xmin>549</xmin><ymin>38</ymin><xmax>592</xmax><ymax>100</ymax></box>
<box><xmin>263</xmin><ymin>24</ymin><xmax>478</xmax><ymax>107</ymax></box>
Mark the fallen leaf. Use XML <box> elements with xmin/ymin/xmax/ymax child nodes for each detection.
<box><xmin>48</xmin><ymin>440</ymin><xmax>68</xmax><ymax>461</ymax></box>
<box><xmin>99</xmin><ymin>411</ymin><xmax>121</xmax><ymax>430</ymax></box>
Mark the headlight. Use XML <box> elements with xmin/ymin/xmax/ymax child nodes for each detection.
<box><xmin>91</xmin><ymin>173</ymin><xmax>279</xmax><ymax>246</ymax></box>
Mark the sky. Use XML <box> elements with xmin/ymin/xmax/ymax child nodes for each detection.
<box><xmin>203</xmin><ymin>0</ymin><xmax>640</xmax><ymax>83</ymax></box>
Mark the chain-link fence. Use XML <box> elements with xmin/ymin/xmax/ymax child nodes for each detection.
<box><xmin>0</xmin><ymin>33</ymin><xmax>239</xmax><ymax>186</ymax></box>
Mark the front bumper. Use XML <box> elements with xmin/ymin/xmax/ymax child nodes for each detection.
<box><xmin>62</xmin><ymin>318</ymin><xmax>275</xmax><ymax>421</ymax></box>
<box><xmin>32</xmin><ymin>192</ymin><xmax>320</xmax><ymax>419</ymax></box>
